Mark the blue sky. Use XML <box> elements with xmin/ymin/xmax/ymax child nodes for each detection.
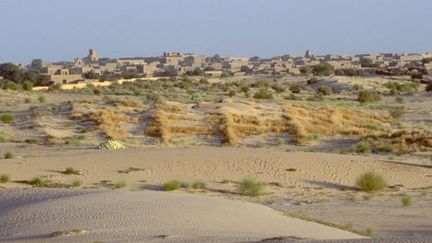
<box><xmin>0</xmin><ymin>0</ymin><xmax>431</xmax><ymax>64</ymax></box>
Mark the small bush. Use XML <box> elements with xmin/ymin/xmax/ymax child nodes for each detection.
<box><xmin>93</xmin><ymin>88</ymin><xmax>101</xmax><ymax>95</ymax></box>
<box><xmin>29</xmin><ymin>177</ymin><xmax>46</xmax><ymax>187</ymax></box>
<box><xmin>192</xmin><ymin>181</ymin><xmax>206</xmax><ymax>190</ymax></box>
<box><xmin>0</xmin><ymin>174</ymin><xmax>10</xmax><ymax>183</ymax></box>
<box><xmin>24</xmin><ymin>98</ymin><xmax>32</xmax><ymax>103</ymax></box>
<box><xmin>4</xmin><ymin>151</ymin><xmax>14</xmax><ymax>159</ymax></box>
<box><xmin>271</xmin><ymin>84</ymin><xmax>285</xmax><ymax>93</ymax></box>
<box><xmin>363</xmin><ymin>227</ymin><xmax>375</xmax><ymax>236</ymax></box>
<box><xmin>71</xmin><ymin>179</ymin><xmax>82</xmax><ymax>188</ymax></box>
<box><xmin>4</xmin><ymin>81</ymin><xmax>17</xmax><ymax>90</ymax></box>
<box><xmin>356</xmin><ymin>172</ymin><xmax>387</xmax><ymax>193</ymax></box>
<box><xmin>163</xmin><ymin>180</ymin><xmax>182</xmax><ymax>191</ymax></box>
<box><xmin>238</xmin><ymin>178</ymin><xmax>266</xmax><ymax>197</ymax></box>
<box><xmin>388</xmin><ymin>106</ymin><xmax>404</xmax><ymax>119</ymax></box>
<box><xmin>357</xmin><ymin>90</ymin><xmax>381</xmax><ymax>104</ymax></box>
<box><xmin>38</xmin><ymin>95</ymin><xmax>46</xmax><ymax>103</ymax></box>
<box><xmin>317</xmin><ymin>86</ymin><xmax>333</xmax><ymax>96</ymax></box>
<box><xmin>289</xmin><ymin>84</ymin><xmax>303</xmax><ymax>94</ymax></box>
<box><xmin>63</xmin><ymin>167</ymin><xmax>81</xmax><ymax>175</ymax></box>
<box><xmin>22</xmin><ymin>81</ymin><xmax>33</xmax><ymax>91</ymax></box>
<box><xmin>228</xmin><ymin>90</ymin><xmax>236</xmax><ymax>97</ymax></box>
<box><xmin>401</xmin><ymin>194</ymin><xmax>412</xmax><ymax>207</ymax></box>
<box><xmin>253</xmin><ymin>89</ymin><xmax>273</xmax><ymax>99</ymax></box>
<box><xmin>351</xmin><ymin>141</ymin><xmax>371</xmax><ymax>154</ymax></box>
<box><xmin>1</xmin><ymin>114</ymin><xmax>14</xmax><ymax>123</ymax></box>
<box><xmin>114</xmin><ymin>181</ymin><xmax>126</xmax><ymax>189</ymax></box>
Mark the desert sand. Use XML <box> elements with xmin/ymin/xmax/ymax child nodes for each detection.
<box><xmin>0</xmin><ymin>188</ymin><xmax>364</xmax><ymax>242</ymax></box>
<box><xmin>1</xmin><ymin>147</ymin><xmax>432</xmax><ymax>240</ymax></box>
<box><xmin>1</xmin><ymin>75</ymin><xmax>432</xmax><ymax>241</ymax></box>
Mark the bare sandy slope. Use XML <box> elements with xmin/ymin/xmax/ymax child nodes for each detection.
<box><xmin>1</xmin><ymin>147</ymin><xmax>431</xmax><ymax>238</ymax></box>
<box><xmin>0</xmin><ymin>189</ymin><xmax>364</xmax><ymax>242</ymax></box>
<box><xmin>0</xmin><ymin>147</ymin><xmax>430</xmax><ymax>191</ymax></box>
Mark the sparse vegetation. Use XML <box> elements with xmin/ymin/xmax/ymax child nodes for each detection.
<box><xmin>71</xmin><ymin>179</ymin><xmax>82</xmax><ymax>188</ymax></box>
<box><xmin>191</xmin><ymin>180</ymin><xmax>206</xmax><ymax>190</ymax></box>
<box><xmin>114</xmin><ymin>181</ymin><xmax>127</xmax><ymax>189</ymax></box>
<box><xmin>4</xmin><ymin>151</ymin><xmax>14</xmax><ymax>159</ymax></box>
<box><xmin>357</xmin><ymin>90</ymin><xmax>381</xmax><ymax>104</ymax></box>
<box><xmin>0</xmin><ymin>174</ymin><xmax>10</xmax><ymax>183</ymax></box>
<box><xmin>388</xmin><ymin>106</ymin><xmax>405</xmax><ymax>119</ymax></box>
<box><xmin>163</xmin><ymin>180</ymin><xmax>183</xmax><ymax>191</ymax></box>
<box><xmin>363</xmin><ymin>227</ymin><xmax>375</xmax><ymax>236</ymax></box>
<box><xmin>1</xmin><ymin>113</ymin><xmax>14</xmax><ymax>123</ymax></box>
<box><xmin>356</xmin><ymin>172</ymin><xmax>387</xmax><ymax>193</ymax></box>
<box><xmin>253</xmin><ymin>89</ymin><xmax>273</xmax><ymax>99</ymax></box>
<box><xmin>316</xmin><ymin>86</ymin><xmax>332</xmax><ymax>96</ymax></box>
<box><xmin>238</xmin><ymin>178</ymin><xmax>266</xmax><ymax>196</ymax></box>
<box><xmin>401</xmin><ymin>194</ymin><xmax>412</xmax><ymax>207</ymax></box>
<box><xmin>29</xmin><ymin>177</ymin><xmax>47</xmax><ymax>187</ymax></box>
<box><xmin>63</xmin><ymin>167</ymin><xmax>81</xmax><ymax>175</ymax></box>
<box><xmin>38</xmin><ymin>95</ymin><xmax>46</xmax><ymax>103</ymax></box>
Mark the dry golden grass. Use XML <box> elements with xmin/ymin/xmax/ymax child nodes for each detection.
<box><xmin>142</xmin><ymin>101</ymin><xmax>393</xmax><ymax>146</ymax></box>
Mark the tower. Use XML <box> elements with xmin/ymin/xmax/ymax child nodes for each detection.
<box><xmin>88</xmin><ymin>49</ymin><xmax>98</xmax><ymax>62</ymax></box>
<box><xmin>305</xmin><ymin>49</ymin><xmax>312</xmax><ymax>59</ymax></box>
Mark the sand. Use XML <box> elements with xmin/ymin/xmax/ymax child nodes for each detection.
<box><xmin>1</xmin><ymin>147</ymin><xmax>431</xmax><ymax>239</ymax></box>
<box><xmin>0</xmin><ymin>189</ymin><xmax>364</xmax><ymax>242</ymax></box>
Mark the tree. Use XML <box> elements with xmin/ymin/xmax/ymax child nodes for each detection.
<box><xmin>313</xmin><ymin>63</ymin><xmax>334</xmax><ymax>76</ymax></box>
<box><xmin>30</xmin><ymin>59</ymin><xmax>43</xmax><ymax>71</ymax></box>
<box><xmin>83</xmin><ymin>71</ymin><xmax>100</xmax><ymax>79</ymax></box>
<box><xmin>0</xmin><ymin>63</ymin><xmax>23</xmax><ymax>83</ymax></box>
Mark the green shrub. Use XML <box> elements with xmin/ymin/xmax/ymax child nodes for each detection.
<box><xmin>163</xmin><ymin>180</ymin><xmax>182</xmax><ymax>191</ymax></box>
<box><xmin>93</xmin><ymin>88</ymin><xmax>101</xmax><ymax>95</ymax></box>
<box><xmin>271</xmin><ymin>84</ymin><xmax>285</xmax><ymax>93</ymax></box>
<box><xmin>22</xmin><ymin>81</ymin><xmax>33</xmax><ymax>91</ymax></box>
<box><xmin>4</xmin><ymin>81</ymin><xmax>17</xmax><ymax>90</ymax></box>
<box><xmin>0</xmin><ymin>174</ymin><xmax>10</xmax><ymax>183</ymax></box>
<box><xmin>356</xmin><ymin>172</ymin><xmax>387</xmax><ymax>193</ymax></box>
<box><xmin>253</xmin><ymin>89</ymin><xmax>273</xmax><ymax>99</ymax></box>
<box><xmin>401</xmin><ymin>194</ymin><xmax>412</xmax><ymax>207</ymax></box>
<box><xmin>351</xmin><ymin>141</ymin><xmax>371</xmax><ymax>154</ymax></box>
<box><xmin>228</xmin><ymin>90</ymin><xmax>236</xmax><ymax>97</ymax></box>
<box><xmin>1</xmin><ymin>114</ymin><xmax>14</xmax><ymax>123</ymax></box>
<box><xmin>238</xmin><ymin>178</ymin><xmax>266</xmax><ymax>196</ymax></box>
<box><xmin>289</xmin><ymin>84</ymin><xmax>303</xmax><ymax>94</ymax></box>
<box><xmin>114</xmin><ymin>181</ymin><xmax>127</xmax><ymax>189</ymax></box>
<box><xmin>313</xmin><ymin>63</ymin><xmax>335</xmax><ymax>76</ymax></box>
<box><xmin>384</xmin><ymin>81</ymin><xmax>418</xmax><ymax>93</ymax></box>
<box><xmin>363</xmin><ymin>227</ymin><xmax>375</xmax><ymax>236</ymax></box>
<box><xmin>357</xmin><ymin>90</ymin><xmax>381</xmax><ymax>104</ymax></box>
<box><xmin>71</xmin><ymin>179</ymin><xmax>82</xmax><ymax>188</ymax></box>
<box><xmin>63</xmin><ymin>167</ymin><xmax>81</xmax><ymax>175</ymax></box>
<box><xmin>38</xmin><ymin>95</ymin><xmax>46</xmax><ymax>103</ymax></box>
<box><xmin>29</xmin><ymin>177</ymin><xmax>46</xmax><ymax>187</ymax></box>
<box><xmin>4</xmin><ymin>151</ymin><xmax>14</xmax><ymax>159</ymax></box>
<box><xmin>317</xmin><ymin>86</ymin><xmax>333</xmax><ymax>96</ymax></box>
<box><xmin>192</xmin><ymin>181</ymin><xmax>206</xmax><ymax>190</ymax></box>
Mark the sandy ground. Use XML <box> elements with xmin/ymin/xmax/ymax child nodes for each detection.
<box><xmin>0</xmin><ymin>189</ymin><xmax>365</xmax><ymax>242</ymax></box>
<box><xmin>1</xmin><ymin>147</ymin><xmax>432</xmax><ymax>240</ymax></box>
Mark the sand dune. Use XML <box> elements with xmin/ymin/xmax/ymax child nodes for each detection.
<box><xmin>0</xmin><ymin>189</ymin><xmax>364</xmax><ymax>242</ymax></box>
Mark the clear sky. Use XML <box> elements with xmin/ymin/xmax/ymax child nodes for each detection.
<box><xmin>0</xmin><ymin>0</ymin><xmax>431</xmax><ymax>64</ymax></box>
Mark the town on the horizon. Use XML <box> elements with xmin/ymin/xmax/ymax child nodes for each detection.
<box><xmin>2</xmin><ymin>49</ymin><xmax>432</xmax><ymax>86</ymax></box>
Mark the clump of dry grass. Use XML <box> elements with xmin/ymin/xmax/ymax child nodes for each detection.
<box><xmin>356</xmin><ymin>172</ymin><xmax>387</xmax><ymax>193</ymax></box>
